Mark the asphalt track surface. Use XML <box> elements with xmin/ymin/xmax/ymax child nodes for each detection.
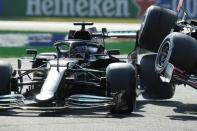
<box><xmin>0</xmin><ymin>22</ymin><xmax>196</xmax><ymax>131</ymax></box>
<box><xmin>0</xmin><ymin>58</ymin><xmax>196</xmax><ymax>131</ymax></box>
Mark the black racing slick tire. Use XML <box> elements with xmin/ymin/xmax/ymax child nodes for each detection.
<box><xmin>138</xmin><ymin>6</ymin><xmax>177</xmax><ymax>52</ymax></box>
<box><xmin>155</xmin><ymin>32</ymin><xmax>197</xmax><ymax>75</ymax></box>
<box><xmin>106</xmin><ymin>63</ymin><xmax>136</xmax><ymax>114</ymax></box>
<box><xmin>0</xmin><ymin>61</ymin><xmax>12</xmax><ymax>95</ymax></box>
<box><xmin>140</xmin><ymin>55</ymin><xmax>175</xmax><ymax>99</ymax></box>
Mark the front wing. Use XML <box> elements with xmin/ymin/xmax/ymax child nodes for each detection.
<box><xmin>0</xmin><ymin>94</ymin><xmax>114</xmax><ymax>111</ymax></box>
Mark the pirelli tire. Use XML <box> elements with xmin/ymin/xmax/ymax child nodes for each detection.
<box><xmin>155</xmin><ymin>32</ymin><xmax>197</xmax><ymax>75</ymax></box>
<box><xmin>140</xmin><ymin>55</ymin><xmax>175</xmax><ymax>99</ymax></box>
<box><xmin>0</xmin><ymin>61</ymin><xmax>13</xmax><ymax>95</ymax></box>
<box><xmin>138</xmin><ymin>6</ymin><xmax>177</xmax><ymax>52</ymax></box>
<box><xmin>106</xmin><ymin>63</ymin><xmax>136</xmax><ymax>114</ymax></box>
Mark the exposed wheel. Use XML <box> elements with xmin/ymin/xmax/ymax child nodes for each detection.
<box><xmin>0</xmin><ymin>61</ymin><xmax>12</xmax><ymax>95</ymax></box>
<box><xmin>138</xmin><ymin>6</ymin><xmax>177</xmax><ymax>52</ymax></box>
<box><xmin>106</xmin><ymin>63</ymin><xmax>136</xmax><ymax>114</ymax></box>
<box><xmin>155</xmin><ymin>32</ymin><xmax>197</xmax><ymax>75</ymax></box>
<box><xmin>140</xmin><ymin>55</ymin><xmax>175</xmax><ymax>99</ymax></box>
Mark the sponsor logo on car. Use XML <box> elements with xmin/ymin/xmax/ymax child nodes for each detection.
<box><xmin>0</xmin><ymin>0</ymin><xmax>197</xmax><ymax>18</ymax></box>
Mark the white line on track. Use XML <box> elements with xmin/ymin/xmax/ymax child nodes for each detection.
<box><xmin>0</xmin><ymin>21</ymin><xmax>140</xmax><ymax>32</ymax></box>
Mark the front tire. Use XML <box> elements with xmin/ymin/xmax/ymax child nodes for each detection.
<box><xmin>140</xmin><ymin>55</ymin><xmax>175</xmax><ymax>99</ymax></box>
<box><xmin>106</xmin><ymin>63</ymin><xmax>136</xmax><ymax>114</ymax></box>
<box><xmin>0</xmin><ymin>61</ymin><xmax>12</xmax><ymax>95</ymax></box>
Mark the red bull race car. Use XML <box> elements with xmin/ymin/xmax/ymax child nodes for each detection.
<box><xmin>155</xmin><ymin>0</ymin><xmax>197</xmax><ymax>91</ymax></box>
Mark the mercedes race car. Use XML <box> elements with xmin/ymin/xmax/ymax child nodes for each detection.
<box><xmin>0</xmin><ymin>22</ymin><xmax>137</xmax><ymax>114</ymax></box>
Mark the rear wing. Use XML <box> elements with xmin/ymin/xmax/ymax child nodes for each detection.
<box><xmin>93</xmin><ymin>30</ymin><xmax>137</xmax><ymax>39</ymax></box>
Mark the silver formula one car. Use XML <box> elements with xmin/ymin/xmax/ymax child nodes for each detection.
<box><xmin>0</xmin><ymin>22</ymin><xmax>137</xmax><ymax>114</ymax></box>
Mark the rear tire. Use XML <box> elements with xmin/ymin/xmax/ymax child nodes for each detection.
<box><xmin>0</xmin><ymin>61</ymin><xmax>12</xmax><ymax>95</ymax></box>
<box><xmin>106</xmin><ymin>63</ymin><xmax>136</xmax><ymax>114</ymax></box>
<box><xmin>155</xmin><ymin>32</ymin><xmax>197</xmax><ymax>75</ymax></box>
<box><xmin>140</xmin><ymin>55</ymin><xmax>175</xmax><ymax>99</ymax></box>
<box><xmin>138</xmin><ymin>6</ymin><xmax>177</xmax><ymax>52</ymax></box>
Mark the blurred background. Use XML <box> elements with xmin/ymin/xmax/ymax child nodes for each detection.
<box><xmin>0</xmin><ymin>0</ymin><xmax>196</xmax><ymax>57</ymax></box>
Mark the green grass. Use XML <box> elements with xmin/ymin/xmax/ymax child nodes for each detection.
<box><xmin>105</xmin><ymin>41</ymin><xmax>135</xmax><ymax>54</ymax></box>
<box><xmin>0</xmin><ymin>46</ymin><xmax>56</xmax><ymax>58</ymax></box>
<box><xmin>0</xmin><ymin>17</ymin><xmax>141</xmax><ymax>23</ymax></box>
<box><xmin>0</xmin><ymin>41</ymin><xmax>135</xmax><ymax>58</ymax></box>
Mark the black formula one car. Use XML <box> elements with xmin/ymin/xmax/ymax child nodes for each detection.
<box><xmin>134</xmin><ymin>0</ymin><xmax>197</xmax><ymax>98</ymax></box>
<box><xmin>154</xmin><ymin>0</ymin><xmax>197</xmax><ymax>91</ymax></box>
<box><xmin>0</xmin><ymin>22</ymin><xmax>137</xmax><ymax>114</ymax></box>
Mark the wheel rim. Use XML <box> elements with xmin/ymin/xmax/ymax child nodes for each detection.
<box><xmin>156</xmin><ymin>40</ymin><xmax>171</xmax><ymax>73</ymax></box>
<box><xmin>158</xmin><ymin>42</ymin><xmax>170</xmax><ymax>67</ymax></box>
